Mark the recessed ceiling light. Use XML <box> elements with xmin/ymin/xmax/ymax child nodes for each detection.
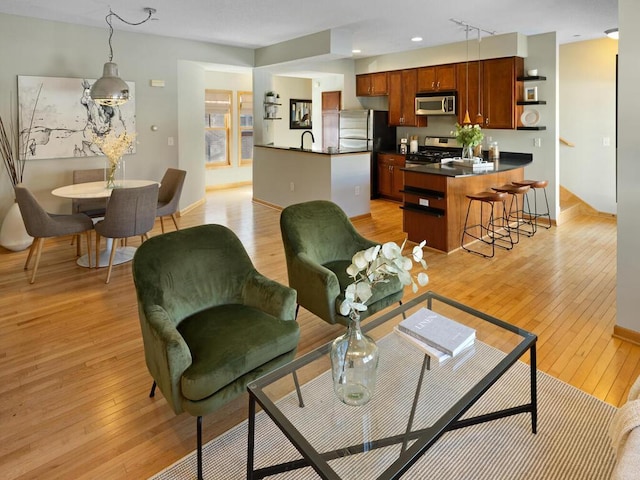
<box><xmin>352</xmin><ymin>49</ymin><xmax>362</xmax><ymax>54</ymax></box>
<box><xmin>605</xmin><ymin>28</ymin><xmax>619</xmax><ymax>40</ymax></box>
<box><xmin>411</xmin><ymin>36</ymin><xmax>423</xmax><ymax>42</ymax></box>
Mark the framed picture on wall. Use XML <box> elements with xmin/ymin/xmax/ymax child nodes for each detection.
<box><xmin>290</xmin><ymin>99</ymin><xmax>312</xmax><ymax>129</ymax></box>
<box><xmin>524</xmin><ymin>86</ymin><xmax>538</xmax><ymax>102</ymax></box>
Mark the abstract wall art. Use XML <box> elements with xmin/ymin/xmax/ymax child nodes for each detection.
<box><xmin>17</xmin><ymin>75</ymin><xmax>136</xmax><ymax>160</ymax></box>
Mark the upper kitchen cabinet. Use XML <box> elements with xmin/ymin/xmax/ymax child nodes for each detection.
<box><xmin>482</xmin><ymin>57</ymin><xmax>524</xmax><ymax>129</ymax></box>
<box><xmin>388</xmin><ymin>69</ymin><xmax>427</xmax><ymax>127</ymax></box>
<box><xmin>456</xmin><ymin>56</ymin><xmax>524</xmax><ymax>129</ymax></box>
<box><xmin>456</xmin><ymin>61</ymin><xmax>483</xmax><ymax>126</ymax></box>
<box><xmin>356</xmin><ymin>72</ymin><xmax>388</xmax><ymax>96</ymax></box>
<box><xmin>417</xmin><ymin>64</ymin><xmax>457</xmax><ymax>92</ymax></box>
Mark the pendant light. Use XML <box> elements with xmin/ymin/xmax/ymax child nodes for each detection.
<box><xmin>463</xmin><ymin>25</ymin><xmax>471</xmax><ymax>125</ymax></box>
<box><xmin>475</xmin><ymin>29</ymin><xmax>483</xmax><ymax>125</ymax></box>
<box><xmin>90</xmin><ymin>7</ymin><xmax>156</xmax><ymax>106</ymax></box>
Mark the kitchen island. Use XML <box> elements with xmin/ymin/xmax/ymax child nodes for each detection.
<box><xmin>253</xmin><ymin>145</ymin><xmax>372</xmax><ymax>218</ymax></box>
<box><xmin>401</xmin><ymin>155</ymin><xmax>533</xmax><ymax>253</ymax></box>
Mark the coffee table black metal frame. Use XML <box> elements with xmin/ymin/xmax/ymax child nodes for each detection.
<box><xmin>246</xmin><ymin>291</ymin><xmax>537</xmax><ymax>480</ymax></box>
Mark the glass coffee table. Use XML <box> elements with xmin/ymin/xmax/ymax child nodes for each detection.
<box><xmin>247</xmin><ymin>291</ymin><xmax>537</xmax><ymax>479</ymax></box>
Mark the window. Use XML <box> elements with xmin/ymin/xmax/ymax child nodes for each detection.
<box><xmin>205</xmin><ymin>90</ymin><xmax>231</xmax><ymax>167</ymax></box>
<box><xmin>238</xmin><ymin>91</ymin><xmax>253</xmax><ymax>165</ymax></box>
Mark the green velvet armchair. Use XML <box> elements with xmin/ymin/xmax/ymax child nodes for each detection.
<box><xmin>132</xmin><ymin>224</ymin><xmax>299</xmax><ymax>480</ymax></box>
<box><xmin>280</xmin><ymin>200</ymin><xmax>404</xmax><ymax>326</ymax></box>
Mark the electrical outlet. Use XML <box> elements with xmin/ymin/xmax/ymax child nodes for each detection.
<box><xmin>533</xmin><ymin>138</ymin><xmax>542</xmax><ymax>148</ymax></box>
<box><xmin>603</xmin><ymin>137</ymin><xmax>611</xmax><ymax>147</ymax></box>
<box><xmin>355</xmin><ymin>186</ymin><xmax>360</xmax><ymax>196</ymax></box>
<box><xmin>168</xmin><ymin>137</ymin><xmax>174</xmax><ymax>146</ymax></box>
<box><xmin>289</xmin><ymin>182</ymin><xmax>294</xmax><ymax>192</ymax></box>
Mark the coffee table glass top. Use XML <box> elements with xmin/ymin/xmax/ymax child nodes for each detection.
<box><xmin>247</xmin><ymin>291</ymin><xmax>537</xmax><ymax>480</ymax></box>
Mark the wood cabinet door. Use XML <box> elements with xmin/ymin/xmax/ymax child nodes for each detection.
<box><xmin>417</xmin><ymin>67</ymin><xmax>437</xmax><ymax>92</ymax></box>
<box><xmin>483</xmin><ymin>57</ymin><xmax>523</xmax><ymax>129</ymax></box>
<box><xmin>377</xmin><ymin>155</ymin><xmax>393</xmax><ymax>197</ymax></box>
<box><xmin>370</xmin><ymin>72</ymin><xmax>388</xmax><ymax>95</ymax></box>
<box><xmin>322</xmin><ymin>91</ymin><xmax>341</xmax><ymax>149</ymax></box>
<box><xmin>401</xmin><ymin>69</ymin><xmax>427</xmax><ymax>127</ymax></box>
<box><xmin>436</xmin><ymin>64</ymin><xmax>457</xmax><ymax>91</ymax></box>
<box><xmin>392</xmin><ymin>157</ymin><xmax>406</xmax><ymax>200</ymax></box>
<box><xmin>388</xmin><ymin>71</ymin><xmax>403</xmax><ymax>126</ymax></box>
<box><xmin>456</xmin><ymin>61</ymin><xmax>483</xmax><ymax>125</ymax></box>
<box><xmin>356</xmin><ymin>74</ymin><xmax>370</xmax><ymax>96</ymax></box>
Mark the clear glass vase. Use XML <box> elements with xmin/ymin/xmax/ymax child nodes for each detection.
<box><xmin>105</xmin><ymin>157</ymin><xmax>125</xmax><ymax>189</ymax></box>
<box><xmin>330</xmin><ymin>311</ymin><xmax>379</xmax><ymax>406</ymax></box>
<box><xmin>462</xmin><ymin>144</ymin><xmax>474</xmax><ymax>160</ymax></box>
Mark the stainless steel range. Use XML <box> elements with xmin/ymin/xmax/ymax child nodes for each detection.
<box><xmin>405</xmin><ymin>136</ymin><xmax>462</xmax><ymax>165</ymax></box>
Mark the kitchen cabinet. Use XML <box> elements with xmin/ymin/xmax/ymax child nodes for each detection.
<box><xmin>456</xmin><ymin>57</ymin><xmax>524</xmax><ymax>129</ymax></box>
<box><xmin>377</xmin><ymin>153</ymin><xmax>405</xmax><ymax>201</ymax></box>
<box><xmin>388</xmin><ymin>69</ymin><xmax>427</xmax><ymax>127</ymax></box>
<box><xmin>417</xmin><ymin>64</ymin><xmax>457</xmax><ymax>92</ymax></box>
<box><xmin>356</xmin><ymin>72</ymin><xmax>388</xmax><ymax>96</ymax></box>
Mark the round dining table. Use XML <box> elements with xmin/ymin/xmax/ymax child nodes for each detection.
<box><xmin>52</xmin><ymin>179</ymin><xmax>158</xmax><ymax>268</ymax></box>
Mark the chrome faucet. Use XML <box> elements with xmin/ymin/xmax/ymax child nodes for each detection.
<box><xmin>300</xmin><ymin>130</ymin><xmax>315</xmax><ymax>150</ymax></box>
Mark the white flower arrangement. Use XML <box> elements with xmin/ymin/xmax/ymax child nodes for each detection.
<box><xmin>339</xmin><ymin>239</ymin><xmax>429</xmax><ymax>317</ymax></box>
<box><xmin>92</xmin><ymin>131</ymin><xmax>136</xmax><ymax>187</ymax></box>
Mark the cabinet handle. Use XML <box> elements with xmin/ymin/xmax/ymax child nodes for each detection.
<box><xmin>431</xmin><ymin>81</ymin><xmax>435</xmax><ymax>89</ymax></box>
<box><xmin>437</xmin><ymin>81</ymin><xmax>440</xmax><ymax>89</ymax></box>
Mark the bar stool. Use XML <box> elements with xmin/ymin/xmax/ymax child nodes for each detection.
<box><xmin>512</xmin><ymin>180</ymin><xmax>552</xmax><ymax>234</ymax></box>
<box><xmin>491</xmin><ymin>183</ymin><xmax>532</xmax><ymax>243</ymax></box>
<box><xmin>461</xmin><ymin>191</ymin><xmax>513</xmax><ymax>258</ymax></box>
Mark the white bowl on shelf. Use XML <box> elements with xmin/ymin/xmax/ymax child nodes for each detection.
<box><xmin>527</xmin><ymin>69</ymin><xmax>538</xmax><ymax>76</ymax></box>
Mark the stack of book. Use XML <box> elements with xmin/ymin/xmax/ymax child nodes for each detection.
<box><xmin>394</xmin><ymin>307</ymin><xmax>476</xmax><ymax>364</ymax></box>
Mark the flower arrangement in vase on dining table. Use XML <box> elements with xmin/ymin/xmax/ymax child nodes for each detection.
<box><xmin>453</xmin><ymin>123</ymin><xmax>484</xmax><ymax>161</ymax></box>
<box><xmin>92</xmin><ymin>131</ymin><xmax>136</xmax><ymax>188</ymax></box>
<box><xmin>330</xmin><ymin>239</ymin><xmax>429</xmax><ymax>406</ymax></box>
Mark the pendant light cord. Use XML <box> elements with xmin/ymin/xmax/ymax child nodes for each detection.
<box><xmin>105</xmin><ymin>8</ymin><xmax>156</xmax><ymax>62</ymax></box>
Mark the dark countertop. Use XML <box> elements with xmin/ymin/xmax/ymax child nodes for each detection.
<box><xmin>256</xmin><ymin>144</ymin><xmax>371</xmax><ymax>155</ymax></box>
<box><xmin>400</xmin><ymin>152</ymin><xmax>533</xmax><ymax>178</ymax></box>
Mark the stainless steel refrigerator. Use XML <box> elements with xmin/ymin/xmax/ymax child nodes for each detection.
<box><xmin>338</xmin><ymin>110</ymin><xmax>397</xmax><ymax>198</ymax></box>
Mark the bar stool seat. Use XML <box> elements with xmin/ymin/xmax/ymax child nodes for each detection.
<box><xmin>461</xmin><ymin>191</ymin><xmax>513</xmax><ymax>258</ymax></box>
<box><xmin>512</xmin><ymin>180</ymin><xmax>552</xmax><ymax>233</ymax></box>
<box><xmin>492</xmin><ymin>183</ymin><xmax>532</xmax><ymax>242</ymax></box>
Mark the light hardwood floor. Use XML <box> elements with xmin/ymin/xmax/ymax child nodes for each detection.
<box><xmin>1</xmin><ymin>186</ymin><xmax>637</xmax><ymax>479</ymax></box>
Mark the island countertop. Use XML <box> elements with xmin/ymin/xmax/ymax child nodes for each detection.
<box><xmin>401</xmin><ymin>156</ymin><xmax>532</xmax><ymax>178</ymax></box>
<box><xmin>255</xmin><ymin>144</ymin><xmax>371</xmax><ymax>155</ymax></box>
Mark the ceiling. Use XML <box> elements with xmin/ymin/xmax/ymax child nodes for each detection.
<box><xmin>0</xmin><ymin>0</ymin><xmax>618</xmax><ymax>60</ymax></box>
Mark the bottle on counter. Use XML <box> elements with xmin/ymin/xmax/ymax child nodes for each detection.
<box><xmin>409</xmin><ymin>136</ymin><xmax>418</xmax><ymax>153</ymax></box>
<box><xmin>489</xmin><ymin>141</ymin><xmax>500</xmax><ymax>160</ymax></box>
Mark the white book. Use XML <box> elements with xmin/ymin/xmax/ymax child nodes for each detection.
<box><xmin>393</xmin><ymin>326</ymin><xmax>451</xmax><ymax>364</ymax></box>
<box><xmin>398</xmin><ymin>307</ymin><xmax>476</xmax><ymax>357</ymax></box>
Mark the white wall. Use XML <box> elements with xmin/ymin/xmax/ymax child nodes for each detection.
<box><xmin>559</xmin><ymin>39</ymin><xmax>618</xmax><ymax>214</ymax></box>
<box><xmin>0</xmin><ymin>12</ymin><xmax>253</xmax><ymax>216</ymax></box>
<box><xmin>272</xmin><ymin>77</ymin><xmax>314</xmax><ymax>148</ymax></box>
<box><xmin>617</xmin><ymin>0</ymin><xmax>640</xmax><ymax>333</ymax></box>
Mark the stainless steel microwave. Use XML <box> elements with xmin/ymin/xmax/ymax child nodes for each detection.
<box><xmin>415</xmin><ymin>93</ymin><xmax>456</xmax><ymax>116</ymax></box>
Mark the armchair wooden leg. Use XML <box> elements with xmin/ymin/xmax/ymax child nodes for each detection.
<box><xmin>149</xmin><ymin>381</ymin><xmax>156</xmax><ymax>398</ymax></box>
<box><xmin>95</xmin><ymin>233</ymin><xmax>101</xmax><ymax>269</ymax></box>
<box><xmin>29</xmin><ymin>237</ymin><xmax>45</xmax><ymax>284</ymax></box>
<box><xmin>197</xmin><ymin>416</ymin><xmax>204</xmax><ymax>480</ymax></box>
<box><xmin>85</xmin><ymin>231</ymin><xmax>92</xmax><ymax>268</ymax></box>
<box><xmin>170</xmin><ymin>213</ymin><xmax>179</xmax><ymax>230</ymax></box>
<box><xmin>160</xmin><ymin>216</ymin><xmax>165</xmax><ymax>233</ymax></box>
<box><xmin>105</xmin><ymin>238</ymin><xmax>118</xmax><ymax>284</ymax></box>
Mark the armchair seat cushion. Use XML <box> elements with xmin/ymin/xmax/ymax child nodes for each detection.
<box><xmin>177</xmin><ymin>304</ymin><xmax>300</xmax><ymax>401</ymax></box>
<box><xmin>325</xmin><ymin>260</ymin><xmax>404</xmax><ymax>316</ymax></box>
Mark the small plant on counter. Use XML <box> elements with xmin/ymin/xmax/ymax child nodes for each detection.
<box><xmin>453</xmin><ymin>123</ymin><xmax>484</xmax><ymax>148</ymax></box>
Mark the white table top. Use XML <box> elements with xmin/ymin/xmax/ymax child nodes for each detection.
<box><xmin>51</xmin><ymin>180</ymin><xmax>158</xmax><ymax>199</ymax></box>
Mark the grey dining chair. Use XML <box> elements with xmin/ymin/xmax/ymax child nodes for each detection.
<box><xmin>71</xmin><ymin>168</ymin><xmax>108</xmax><ymax>256</ymax></box>
<box><xmin>156</xmin><ymin>168</ymin><xmax>186</xmax><ymax>233</ymax></box>
<box><xmin>94</xmin><ymin>183</ymin><xmax>159</xmax><ymax>283</ymax></box>
<box><xmin>14</xmin><ymin>184</ymin><xmax>94</xmax><ymax>284</ymax></box>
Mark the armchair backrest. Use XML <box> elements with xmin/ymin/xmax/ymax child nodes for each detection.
<box><xmin>280</xmin><ymin>200</ymin><xmax>373</xmax><ymax>266</ymax></box>
<box><xmin>132</xmin><ymin>224</ymin><xmax>257</xmax><ymax>326</ymax></box>
<box><xmin>14</xmin><ymin>184</ymin><xmax>56</xmax><ymax>238</ymax></box>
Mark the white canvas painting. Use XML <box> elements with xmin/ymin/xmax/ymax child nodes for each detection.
<box><xmin>17</xmin><ymin>75</ymin><xmax>136</xmax><ymax>160</ymax></box>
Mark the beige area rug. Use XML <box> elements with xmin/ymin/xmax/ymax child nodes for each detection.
<box><xmin>150</xmin><ymin>349</ymin><xmax>617</xmax><ymax>480</ymax></box>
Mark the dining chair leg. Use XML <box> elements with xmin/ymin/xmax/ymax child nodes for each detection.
<box><xmin>75</xmin><ymin>234</ymin><xmax>81</xmax><ymax>257</ymax></box>
<box><xmin>160</xmin><ymin>216</ymin><xmax>166</xmax><ymax>234</ymax></box>
<box><xmin>29</xmin><ymin>237</ymin><xmax>45</xmax><ymax>284</ymax></box>
<box><xmin>24</xmin><ymin>237</ymin><xmax>38</xmax><ymax>270</ymax></box>
<box><xmin>171</xmin><ymin>213</ymin><xmax>179</xmax><ymax>231</ymax></box>
<box><xmin>95</xmin><ymin>233</ymin><xmax>101</xmax><ymax>269</ymax></box>
<box><xmin>105</xmin><ymin>238</ymin><xmax>118</xmax><ymax>283</ymax></box>
<box><xmin>84</xmin><ymin>231</ymin><xmax>92</xmax><ymax>268</ymax></box>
